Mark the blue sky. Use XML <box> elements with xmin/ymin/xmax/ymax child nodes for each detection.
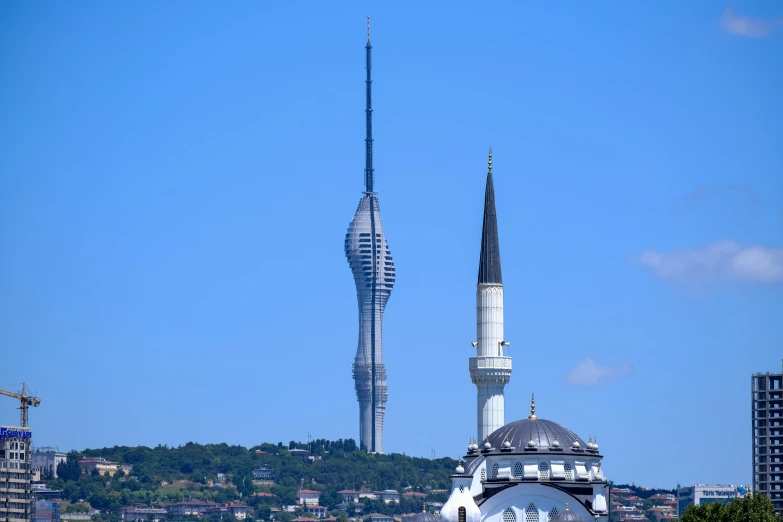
<box><xmin>1</xmin><ymin>1</ymin><xmax>782</xmax><ymax>489</ymax></box>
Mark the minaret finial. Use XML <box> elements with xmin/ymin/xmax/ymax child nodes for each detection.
<box><xmin>565</xmin><ymin>502</ymin><xmax>569</xmax><ymax>511</ymax></box>
<box><xmin>488</xmin><ymin>146</ymin><xmax>493</xmax><ymax>174</ymax></box>
<box><xmin>529</xmin><ymin>393</ymin><xmax>537</xmax><ymax>419</ymax></box>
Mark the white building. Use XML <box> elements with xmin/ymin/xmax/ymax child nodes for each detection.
<box><xmin>676</xmin><ymin>484</ymin><xmax>750</xmax><ymax>516</ymax></box>
<box><xmin>439</xmin><ymin>153</ymin><xmax>610</xmax><ymax>522</ymax></box>
<box><xmin>296</xmin><ymin>490</ymin><xmax>321</xmax><ymax>506</ymax></box>
<box><xmin>31</xmin><ymin>450</ymin><xmax>67</xmax><ymax>479</ymax></box>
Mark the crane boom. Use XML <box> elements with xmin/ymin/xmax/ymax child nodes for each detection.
<box><xmin>0</xmin><ymin>383</ymin><xmax>40</xmax><ymax>427</ymax></box>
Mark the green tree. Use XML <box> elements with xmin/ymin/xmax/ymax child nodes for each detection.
<box><xmin>681</xmin><ymin>493</ymin><xmax>779</xmax><ymax>522</ymax></box>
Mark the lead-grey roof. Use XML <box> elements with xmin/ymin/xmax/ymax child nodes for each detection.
<box><xmin>477</xmin><ymin>170</ymin><xmax>502</xmax><ymax>285</ymax></box>
<box><xmin>486</xmin><ymin>418</ymin><xmax>590</xmax><ymax>455</ymax></box>
<box><xmin>410</xmin><ymin>512</ymin><xmax>438</xmax><ymax>522</ymax></box>
<box><xmin>550</xmin><ymin>509</ymin><xmax>584</xmax><ymax>522</ymax></box>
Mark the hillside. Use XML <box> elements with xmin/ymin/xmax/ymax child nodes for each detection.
<box><xmin>44</xmin><ymin>439</ymin><xmax>458</xmax><ymax>520</ymax></box>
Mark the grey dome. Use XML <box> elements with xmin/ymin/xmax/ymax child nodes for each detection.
<box><xmin>550</xmin><ymin>508</ymin><xmax>584</xmax><ymax>522</ymax></box>
<box><xmin>486</xmin><ymin>418</ymin><xmax>589</xmax><ymax>455</ymax></box>
<box><xmin>411</xmin><ymin>512</ymin><xmax>439</xmax><ymax>522</ymax></box>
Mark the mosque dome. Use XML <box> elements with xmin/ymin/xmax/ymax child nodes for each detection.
<box><xmin>485</xmin><ymin>418</ymin><xmax>590</xmax><ymax>455</ymax></box>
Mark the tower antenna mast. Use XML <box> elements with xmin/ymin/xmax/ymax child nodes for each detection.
<box><xmin>364</xmin><ymin>15</ymin><xmax>374</xmax><ymax>194</ymax></box>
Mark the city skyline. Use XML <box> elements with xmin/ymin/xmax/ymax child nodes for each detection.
<box><xmin>1</xmin><ymin>2</ymin><xmax>782</xmax><ymax>489</ymax></box>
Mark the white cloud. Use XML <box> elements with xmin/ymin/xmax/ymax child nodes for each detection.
<box><xmin>634</xmin><ymin>241</ymin><xmax>783</xmax><ymax>284</ymax></box>
<box><xmin>720</xmin><ymin>9</ymin><xmax>781</xmax><ymax>37</ymax></box>
<box><xmin>566</xmin><ymin>357</ymin><xmax>635</xmax><ymax>387</ymax></box>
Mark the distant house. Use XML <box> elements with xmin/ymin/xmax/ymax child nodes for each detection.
<box><xmin>366</xmin><ymin>514</ymin><xmax>394</xmax><ymax>522</ymax></box>
<box><xmin>373</xmin><ymin>490</ymin><xmax>400</xmax><ymax>504</ymax></box>
<box><xmin>203</xmin><ymin>504</ymin><xmax>252</xmax><ymax>520</ymax></box>
<box><xmin>78</xmin><ymin>458</ymin><xmax>119</xmax><ymax>476</ymax></box>
<box><xmin>253</xmin><ymin>467</ymin><xmax>273</xmax><ymax>480</ymax></box>
<box><xmin>402</xmin><ymin>492</ymin><xmax>426</xmax><ymax>499</ymax></box>
<box><xmin>306</xmin><ymin>506</ymin><xmax>327</xmax><ymax>518</ymax></box>
<box><xmin>165</xmin><ymin>501</ymin><xmax>218</xmax><ymax>517</ymax></box>
<box><xmin>254</xmin><ymin>492</ymin><xmax>275</xmax><ymax>499</ymax></box>
<box><xmin>649</xmin><ymin>494</ymin><xmax>676</xmax><ymax>502</ymax></box>
<box><xmin>120</xmin><ymin>506</ymin><xmax>167</xmax><ymax>522</ymax></box>
<box><xmin>296</xmin><ymin>490</ymin><xmax>321</xmax><ymax>506</ymax></box>
<box><xmin>338</xmin><ymin>490</ymin><xmax>360</xmax><ymax>503</ymax></box>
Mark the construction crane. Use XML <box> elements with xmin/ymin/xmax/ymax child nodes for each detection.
<box><xmin>0</xmin><ymin>382</ymin><xmax>40</xmax><ymax>427</ymax></box>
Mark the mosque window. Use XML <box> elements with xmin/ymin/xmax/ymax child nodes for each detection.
<box><xmin>502</xmin><ymin>509</ymin><xmax>516</xmax><ymax>522</ymax></box>
<box><xmin>564</xmin><ymin>462</ymin><xmax>573</xmax><ymax>480</ymax></box>
<box><xmin>539</xmin><ymin>461</ymin><xmax>549</xmax><ymax>480</ymax></box>
<box><xmin>458</xmin><ymin>507</ymin><xmax>466</xmax><ymax>522</ymax></box>
<box><xmin>480</xmin><ymin>468</ymin><xmax>486</xmax><ymax>481</ymax></box>
<box><xmin>548</xmin><ymin>508</ymin><xmax>558</xmax><ymax>521</ymax></box>
<box><xmin>513</xmin><ymin>462</ymin><xmax>523</xmax><ymax>479</ymax></box>
<box><xmin>459</xmin><ymin>486</ymin><xmax>464</xmax><ymax>493</ymax></box>
<box><xmin>525</xmin><ymin>503</ymin><xmax>538</xmax><ymax>522</ymax></box>
<box><xmin>491</xmin><ymin>463</ymin><xmax>499</xmax><ymax>479</ymax></box>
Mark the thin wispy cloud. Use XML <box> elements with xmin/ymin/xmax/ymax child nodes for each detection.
<box><xmin>634</xmin><ymin>241</ymin><xmax>783</xmax><ymax>285</ymax></box>
<box><xmin>566</xmin><ymin>357</ymin><xmax>635</xmax><ymax>387</ymax></box>
<box><xmin>720</xmin><ymin>9</ymin><xmax>782</xmax><ymax>38</ymax></box>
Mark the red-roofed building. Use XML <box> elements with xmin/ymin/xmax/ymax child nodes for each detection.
<box><xmin>296</xmin><ymin>490</ymin><xmax>321</xmax><ymax>506</ymax></box>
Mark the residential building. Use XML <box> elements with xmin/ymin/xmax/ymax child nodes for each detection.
<box><xmin>203</xmin><ymin>504</ymin><xmax>252</xmax><ymax>520</ymax></box>
<box><xmin>165</xmin><ymin>501</ymin><xmax>218</xmax><ymax>517</ymax></box>
<box><xmin>31</xmin><ymin>451</ymin><xmax>67</xmax><ymax>480</ymax></box>
<box><xmin>296</xmin><ymin>490</ymin><xmax>321</xmax><ymax>506</ymax></box>
<box><xmin>365</xmin><ymin>514</ymin><xmax>394</xmax><ymax>522</ymax></box>
<box><xmin>120</xmin><ymin>506</ymin><xmax>167</xmax><ymax>522</ymax></box>
<box><xmin>32</xmin><ymin>501</ymin><xmax>60</xmax><ymax>522</ymax></box>
<box><xmin>677</xmin><ymin>485</ymin><xmax>749</xmax><ymax>516</ymax></box>
<box><xmin>78</xmin><ymin>458</ymin><xmax>119</xmax><ymax>476</ymax></box>
<box><xmin>253</xmin><ymin>467</ymin><xmax>273</xmax><ymax>479</ymax></box>
<box><xmin>373</xmin><ymin>490</ymin><xmax>400</xmax><ymax>504</ymax></box>
<box><xmin>306</xmin><ymin>506</ymin><xmax>327</xmax><ymax>518</ymax></box>
<box><xmin>402</xmin><ymin>492</ymin><xmax>426</xmax><ymax>499</ymax></box>
<box><xmin>752</xmin><ymin>361</ymin><xmax>783</xmax><ymax>513</ymax></box>
<box><xmin>60</xmin><ymin>514</ymin><xmax>95</xmax><ymax>522</ymax></box>
<box><xmin>1</xmin><ymin>425</ymin><xmax>33</xmax><ymax>522</ymax></box>
<box><xmin>338</xmin><ymin>490</ymin><xmax>360</xmax><ymax>503</ymax></box>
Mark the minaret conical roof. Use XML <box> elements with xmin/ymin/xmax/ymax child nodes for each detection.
<box><xmin>478</xmin><ymin>148</ymin><xmax>502</xmax><ymax>285</ymax></box>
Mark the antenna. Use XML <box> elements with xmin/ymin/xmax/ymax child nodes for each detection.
<box><xmin>364</xmin><ymin>16</ymin><xmax>374</xmax><ymax>193</ymax></box>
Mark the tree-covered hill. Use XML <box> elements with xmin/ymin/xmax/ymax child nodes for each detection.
<box><xmin>45</xmin><ymin>439</ymin><xmax>458</xmax><ymax>519</ymax></box>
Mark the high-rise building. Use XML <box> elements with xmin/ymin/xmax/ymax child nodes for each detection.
<box><xmin>344</xmin><ymin>18</ymin><xmax>395</xmax><ymax>453</ymax></box>
<box><xmin>1</xmin><ymin>425</ymin><xmax>34</xmax><ymax>522</ymax></box>
<box><xmin>752</xmin><ymin>360</ymin><xmax>783</xmax><ymax>513</ymax></box>
<box><xmin>469</xmin><ymin>149</ymin><xmax>512</xmax><ymax>442</ymax></box>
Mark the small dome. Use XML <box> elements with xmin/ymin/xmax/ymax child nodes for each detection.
<box><xmin>502</xmin><ymin>436</ymin><xmax>511</xmax><ymax>449</ymax></box>
<box><xmin>412</xmin><ymin>510</ymin><xmax>439</xmax><ymax>522</ymax></box>
<box><xmin>552</xmin><ymin>435</ymin><xmax>560</xmax><ymax>448</ymax></box>
<box><xmin>456</xmin><ymin>460</ymin><xmax>465</xmax><ymax>474</ymax></box>
<box><xmin>484</xmin><ymin>438</ymin><xmax>492</xmax><ymax>450</ymax></box>
<box><xmin>550</xmin><ymin>504</ymin><xmax>584</xmax><ymax>522</ymax></box>
<box><xmin>593</xmin><ymin>437</ymin><xmax>599</xmax><ymax>451</ymax></box>
<box><xmin>527</xmin><ymin>435</ymin><xmax>536</xmax><ymax>448</ymax></box>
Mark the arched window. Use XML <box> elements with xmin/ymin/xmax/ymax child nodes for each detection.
<box><xmin>458</xmin><ymin>507</ymin><xmax>466</xmax><ymax>522</ymax></box>
<box><xmin>525</xmin><ymin>503</ymin><xmax>538</xmax><ymax>522</ymax></box>
<box><xmin>480</xmin><ymin>467</ymin><xmax>486</xmax><ymax>481</ymax></box>
<box><xmin>564</xmin><ymin>462</ymin><xmax>573</xmax><ymax>480</ymax></box>
<box><xmin>491</xmin><ymin>463</ymin><xmax>499</xmax><ymax>479</ymax></box>
<box><xmin>502</xmin><ymin>508</ymin><xmax>516</xmax><ymax>522</ymax></box>
<box><xmin>513</xmin><ymin>462</ymin><xmax>524</xmax><ymax>479</ymax></box>
<box><xmin>539</xmin><ymin>461</ymin><xmax>549</xmax><ymax>480</ymax></box>
<box><xmin>548</xmin><ymin>508</ymin><xmax>558</xmax><ymax>521</ymax></box>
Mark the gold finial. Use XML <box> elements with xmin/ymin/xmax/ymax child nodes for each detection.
<box><xmin>528</xmin><ymin>393</ymin><xmax>537</xmax><ymax>419</ymax></box>
<box><xmin>488</xmin><ymin>146</ymin><xmax>493</xmax><ymax>174</ymax></box>
<box><xmin>565</xmin><ymin>502</ymin><xmax>569</xmax><ymax>511</ymax></box>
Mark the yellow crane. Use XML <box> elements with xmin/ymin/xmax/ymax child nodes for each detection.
<box><xmin>0</xmin><ymin>383</ymin><xmax>40</xmax><ymax>427</ymax></box>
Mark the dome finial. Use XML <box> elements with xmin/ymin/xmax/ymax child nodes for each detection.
<box><xmin>528</xmin><ymin>392</ymin><xmax>537</xmax><ymax>420</ymax></box>
<box><xmin>422</xmin><ymin>502</ymin><xmax>426</xmax><ymax>513</ymax></box>
<box><xmin>565</xmin><ymin>502</ymin><xmax>569</xmax><ymax>511</ymax></box>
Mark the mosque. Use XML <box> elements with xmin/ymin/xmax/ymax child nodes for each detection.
<box><xmin>433</xmin><ymin>150</ymin><xmax>610</xmax><ymax>522</ymax></box>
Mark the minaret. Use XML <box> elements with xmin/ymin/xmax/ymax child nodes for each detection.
<box><xmin>344</xmin><ymin>17</ymin><xmax>395</xmax><ymax>453</ymax></box>
<box><xmin>469</xmin><ymin>148</ymin><xmax>512</xmax><ymax>442</ymax></box>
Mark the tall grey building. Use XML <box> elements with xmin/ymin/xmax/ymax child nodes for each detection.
<box><xmin>1</xmin><ymin>425</ymin><xmax>33</xmax><ymax>522</ymax></box>
<box><xmin>344</xmin><ymin>18</ymin><xmax>395</xmax><ymax>453</ymax></box>
<box><xmin>752</xmin><ymin>360</ymin><xmax>783</xmax><ymax>513</ymax></box>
